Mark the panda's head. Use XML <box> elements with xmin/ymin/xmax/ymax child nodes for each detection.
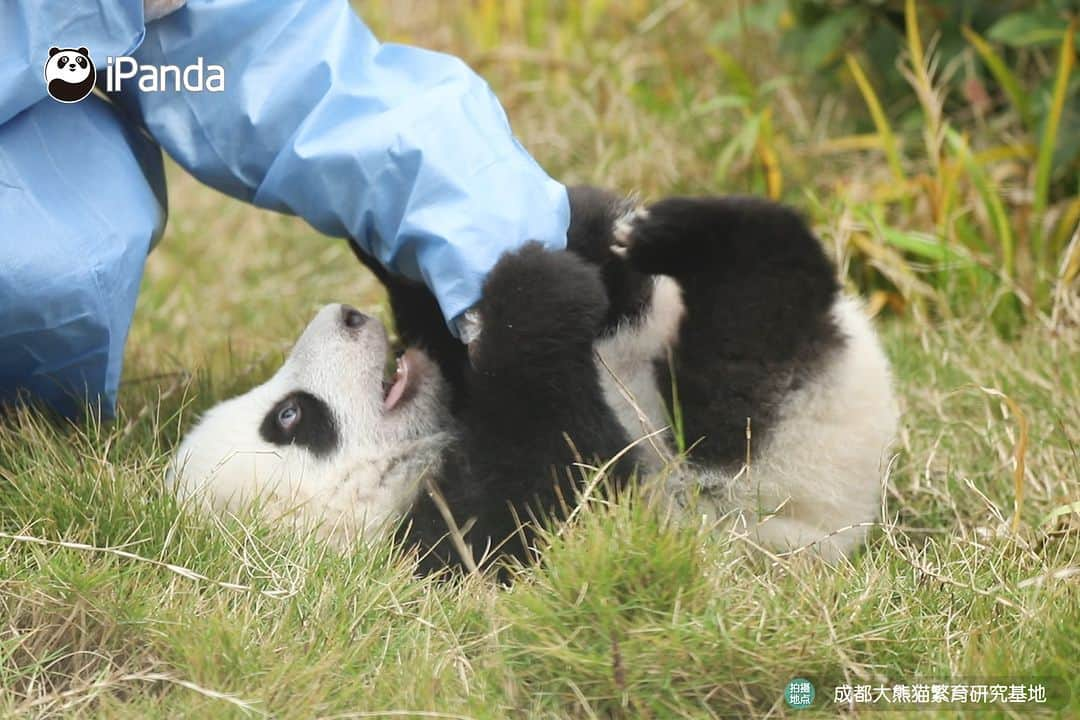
<box><xmin>168</xmin><ymin>304</ymin><xmax>450</xmax><ymax>543</ymax></box>
<box><xmin>44</xmin><ymin>47</ymin><xmax>95</xmax><ymax>103</ymax></box>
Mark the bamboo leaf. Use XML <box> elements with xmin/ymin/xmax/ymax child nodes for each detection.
<box><xmin>708</xmin><ymin>48</ymin><xmax>755</xmax><ymax>98</ymax></box>
<box><xmin>878</xmin><ymin>227</ymin><xmax>973</xmax><ymax>266</ymax></box>
<box><xmin>857</xmin><ymin>206</ymin><xmax>984</xmax><ymax>275</ymax></box>
<box><xmin>988</xmin><ymin>12</ymin><xmax>1076</xmax><ymax>48</ymax></box>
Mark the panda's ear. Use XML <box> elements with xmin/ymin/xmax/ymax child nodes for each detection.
<box><xmin>77</xmin><ymin>47</ymin><xmax>89</xmax><ymax>57</ymax></box>
<box><xmin>49</xmin><ymin>47</ymin><xmax>60</xmax><ymax>57</ymax></box>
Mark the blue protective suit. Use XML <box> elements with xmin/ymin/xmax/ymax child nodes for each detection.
<box><xmin>0</xmin><ymin>0</ymin><xmax>569</xmax><ymax>419</ymax></box>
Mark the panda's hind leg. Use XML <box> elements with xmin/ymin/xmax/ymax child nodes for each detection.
<box><xmin>610</xmin><ymin>195</ymin><xmax>835</xmax><ymax>285</ymax></box>
<box><xmin>609</xmin><ymin>195</ymin><xmax>845</xmax><ymax>470</ymax></box>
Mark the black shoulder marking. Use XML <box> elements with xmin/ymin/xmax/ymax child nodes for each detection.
<box><xmin>259</xmin><ymin>391</ymin><xmax>339</xmax><ymax>458</ymax></box>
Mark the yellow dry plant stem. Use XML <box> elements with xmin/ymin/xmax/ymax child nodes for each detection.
<box><xmin>846</xmin><ymin>54</ymin><xmax>904</xmax><ymax>182</ymax></box>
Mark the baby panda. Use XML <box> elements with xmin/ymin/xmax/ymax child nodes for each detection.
<box><xmin>169</xmin><ymin>190</ymin><xmax>898</xmax><ymax>572</ymax></box>
<box><xmin>44</xmin><ymin>47</ymin><xmax>96</xmax><ymax>103</ymax></box>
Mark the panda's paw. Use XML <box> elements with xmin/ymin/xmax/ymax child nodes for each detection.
<box><xmin>609</xmin><ymin>201</ymin><xmax>684</xmax><ymax>275</ymax></box>
<box><xmin>470</xmin><ymin>243</ymin><xmax>608</xmax><ymax>373</ymax></box>
<box><xmin>607</xmin><ymin>197</ymin><xmax>720</xmax><ymax>276</ymax></box>
<box><xmin>610</xmin><ymin>205</ymin><xmax>650</xmax><ymax>259</ymax></box>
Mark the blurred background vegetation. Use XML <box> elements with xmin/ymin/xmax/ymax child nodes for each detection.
<box><xmin>362</xmin><ymin>0</ymin><xmax>1079</xmax><ymax>336</ymax></box>
<box><xmin>3</xmin><ymin>3</ymin><xmax>1078</xmax><ymax>716</ymax></box>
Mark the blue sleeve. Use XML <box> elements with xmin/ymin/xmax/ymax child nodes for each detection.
<box><xmin>121</xmin><ymin>0</ymin><xmax>570</xmax><ymax>330</ymax></box>
<box><xmin>0</xmin><ymin>1</ymin><xmax>144</xmax><ymax>126</ymax></box>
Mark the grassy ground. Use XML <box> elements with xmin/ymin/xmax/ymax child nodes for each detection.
<box><xmin>2</xmin><ymin>2</ymin><xmax>1079</xmax><ymax>717</ymax></box>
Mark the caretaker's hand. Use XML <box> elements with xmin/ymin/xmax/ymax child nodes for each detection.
<box><xmin>115</xmin><ymin>0</ymin><xmax>569</xmax><ymax>337</ymax></box>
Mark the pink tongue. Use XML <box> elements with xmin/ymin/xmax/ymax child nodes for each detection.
<box><xmin>383</xmin><ymin>356</ymin><xmax>409</xmax><ymax>410</ymax></box>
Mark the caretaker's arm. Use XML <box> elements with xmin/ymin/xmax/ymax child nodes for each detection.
<box><xmin>117</xmin><ymin>0</ymin><xmax>569</xmax><ymax>335</ymax></box>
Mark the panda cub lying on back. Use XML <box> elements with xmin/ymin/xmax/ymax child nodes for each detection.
<box><xmin>170</xmin><ymin>189</ymin><xmax>898</xmax><ymax>571</ymax></box>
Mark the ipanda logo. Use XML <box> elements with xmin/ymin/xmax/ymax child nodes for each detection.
<box><xmin>44</xmin><ymin>47</ymin><xmax>95</xmax><ymax>103</ymax></box>
<box><xmin>44</xmin><ymin>47</ymin><xmax>225</xmax><ymax>103</ymax></box>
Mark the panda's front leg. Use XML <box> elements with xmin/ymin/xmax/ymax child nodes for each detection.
<box><xmin>467</xmin><ymin>242</ymin><xmax>609</xmax><ymax>388</ymax></box>
<box><xmin>422</xmin><ymin>244</ymin><xmax>638</xmax><ymax>572</ymax></box>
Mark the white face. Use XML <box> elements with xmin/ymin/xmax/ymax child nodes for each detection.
<box><xmin>46</xmin><ymin>51</ymin><xmax>92</xmax><ymax>83</ymax></box>
<box><xmin>168</xmin><ymin>304</ymin><xmax>450</xmax><ymax>544</ymax></box>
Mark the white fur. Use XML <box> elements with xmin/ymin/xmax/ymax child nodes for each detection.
<box><xmin>595</xmin><ymin>276</ymin><xmax>684</xmax><ymax>468</ymax></box>
<box><xmin>612</xmin><ymin>206</ymin><xmax>648</xmax><ymax>257</ymax></box>
<box><xmin>664</xmin><ymin>295</ymin><xmax>898</xmax><ymax>560</ymax></box>
<box><xmin>168</xmin><ymin>304</ymin><xmax>450</xmax><ymax>545</ymax></box>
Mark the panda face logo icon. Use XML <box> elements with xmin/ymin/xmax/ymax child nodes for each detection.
<box><xmin>44</xmin><ymin>47</ymin><xmax>96</xmax><ymax>103</ymax></box>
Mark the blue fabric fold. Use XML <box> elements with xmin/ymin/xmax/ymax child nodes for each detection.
<box><xmin>0</xmin><ymin>97</ymin><xmax>166</xmax><ymax>418</ymax></box>
<box><xmin>1</xmin><ymin>0</ymin><xmax>568</xmax><ymax>418</ymax></box>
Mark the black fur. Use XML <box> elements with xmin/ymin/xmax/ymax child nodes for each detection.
<box><xmin>617</xmin><ymin>195</ymin><xmax>844</xmax><ymax>467</ymax></box>
<box><xmin>565</xmin><ymin>185</ymin><xmax>654</xmax><ymax>332</ymax></box>
<box><xmin>353</xmin><ymin>190</ymin><xmax>843</xmax><ymax>575</ymax></box>
<box><xmin>400</xmin><ymin>244</ymin><xmax>637</xmax><ymax>574</ymax></box>
<box><xmin>259</xmin><ymin>391</ymin><xmax>339</xmax><ymax>458</ymax></box>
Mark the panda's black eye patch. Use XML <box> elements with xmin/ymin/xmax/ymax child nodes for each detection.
<box><xmin>259</xmin><ymin>391</ymin><xmax>338</xmax><ymax>457</ymax></box>
<box><xmin>58</xmin><ymin>55</ymin><xmax>68</xmax><ymax>66</ymax></box>
<box><xmin>76</xmin><ymin>56</ymin><xmax>87</xmax><ymax>68</ymax></box>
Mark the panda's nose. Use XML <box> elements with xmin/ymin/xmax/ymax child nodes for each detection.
<box><xmin>340</xmin><ymin>305</ymin><xmax>368</xmax><ymax>329</ymax></box>
<box><xmin>68</xmin><ymin>64</ymin><xmax>75</xmax><ymax>69</ymax></box>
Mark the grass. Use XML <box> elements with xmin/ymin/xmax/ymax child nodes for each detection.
<box><xmin>2</xmin><ymin>1</ymin><xmax>1079</xmax><ymax>717</ymax></box>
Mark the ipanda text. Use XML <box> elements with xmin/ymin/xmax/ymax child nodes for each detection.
<box><xmin>105</xmin><ymin>56</ymin><xmax>225</xmax><ymax>93</ymax></box>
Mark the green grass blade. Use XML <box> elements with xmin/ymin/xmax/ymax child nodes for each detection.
<box><xmin>1032</xmin><ymin>18</ymin><xmax>1077</xmax><ymax>267</ymax></box>
<box><xmin>945</xmin><ymin>127</ymin><xmax>1016</xmax><ymax>279</ymax></box>
<box><xmin>962</xmin><ymin>25</ymin><xmax>1034</xmax><ymax>130</ymax></box>
<box><xmin>905</xmin><ymin>0</ymin><xmax>925</xmax><ymax>78</ymax></box>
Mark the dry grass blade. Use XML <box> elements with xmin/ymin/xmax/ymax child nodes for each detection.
<box><xmin>562</xmin><ymin>427</ymin><xmax>671</xmax><ymax>530</ymax></box>
<box><xmin>320</xmin><ymin>711</ymin><xmax>479</xmax><ymax>720</ymax></box>
<box><xmin>421</xmin><ymin>474</ymin><xmax>480</xmax><ymax>576</ymax></box>
<box><xmin>962</xmin><ymin>386</ymin><xmax>1030</xmax><ymax>535</ymax></box>
<box><xmin>0</xmin><ymin>531</ymin><xmax>296</xmax><ymax>599</ymax></box>
<box><xmin>1017</xmin><ymin>567</ymin><xmax>1080</xmax><ymax>589</ymax></box>
<box><xmin>17</xmin><ymin>670</ymin><xmax>264</xmax><ymax>716</ymax></box>
<box><xmin>901</xmin><ymin>0</ymin><xmax>947</xmax><ymax>175</ymax></box>
<box><xmin>1051</xmin><ymin>221</ymin><xmax>1080</xmax><ymax>328</ymax></box>
<box><xmin>594</xmin><ymin>350</ymin><xmax>673</xmax><ymax>465</ymax></box>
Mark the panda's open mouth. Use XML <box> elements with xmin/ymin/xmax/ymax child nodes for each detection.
<box><xmin>382</xmin><ymin>348</ymin><xmax>422</xmax><ymax>411</ymax></box>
